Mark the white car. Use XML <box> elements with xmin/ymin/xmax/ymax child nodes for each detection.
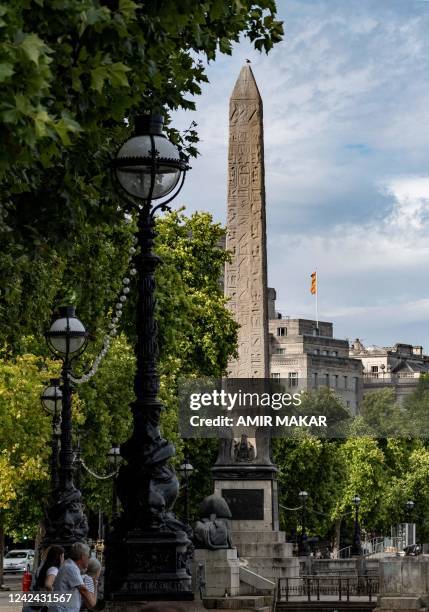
<box><xmin>3</xmin><ymin>549</ymin><xmax>34</xmax><ymax>573</ymax></box>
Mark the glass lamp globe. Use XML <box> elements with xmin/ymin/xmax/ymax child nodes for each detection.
<box><xmin>352</xmin><ymin>495</ymin><xmax>361</xmax><ymax>507</ymax></box>
<box><xmin>41</xmin><ymin>379</ymin><xmax>62</xmax><ymax>415</ymax></box>
<box><xmin>108</xmin><ymin>444</ymin><xmax>121</xmax><ymax>465</ymax></box>
<box><xmin>178</xmin><ymin>460</ymin><xmax>194</xmax><ymax>478</ymax></box>
<box><xmin>46</xmin><ymin>306</ymin><xmax>87</xmax><ymax>357</ymax></box>
<box><xmin>299</xmin><ymin>490</ymin><xmax>309</xmax><ymax>501</ymax></box>
<box><xmin>113</xmin><ymin>115</ymin><xmax>186</xmax><ymax>201</ymax></box>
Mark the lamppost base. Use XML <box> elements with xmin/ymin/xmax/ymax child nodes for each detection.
<box><xmin>104</xmin><ymin>529</ymin><xmax>193</xmax><ymax>601</ymax></box>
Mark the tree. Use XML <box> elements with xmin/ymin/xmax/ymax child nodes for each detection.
<box><xmin>0</xmin><ymin>1</ymin><xmax>283</xmax><ymax>355</ymax></box>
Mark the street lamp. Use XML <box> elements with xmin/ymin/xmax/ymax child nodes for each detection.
<box><xmin>108</xmin><ymin>443</ymin><xmax>121</xmax><ymax>519</ymax></box>
<box><xmin>406</xmin><ymin>499</ymin><xmax>414</xmax><ymax>519</ymax></box>
<box><xmin>41</xmin><ymin>379</ymin><xmax>62</xmax><ymax>492</ymax></box>
<box><xmin>351</xmin><ymin>495</ymin><xmax>362</xmax><ymax>556</ymax></box>
<box><xmin>298</xmin><ymin>490</ymin><xmax>309</xmax><ymax>556</ymax></box>
<box><xmin>178</xmin><ymin>452</ymin><xmax>194</xmax><ymax>528</ymax></box>
<box><xmin>42</xmin><ymin>306</ymin><xmax>89</xmax><ymax>549</ymax></box>
<box><xmin>105</xmin><ymin>114</ymin><xmax>192</xmax><ymax>601</ymax></box>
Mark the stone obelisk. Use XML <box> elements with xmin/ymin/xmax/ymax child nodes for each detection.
<box><xmin>211</xmin><ymin>65</ymin><xmax>297</xmax><ymax>589</ymax></box>
<box><xmin>224</xmin><ymin>63</ymin><xmax>269</xmax><ymax>379</ymax></box>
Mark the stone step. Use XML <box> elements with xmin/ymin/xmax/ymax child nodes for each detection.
<box><xmin>374</xmin><ymin>609</ymin><xmax>426</xmax><ymax>612</ymax></box>
<box><xmin>379</xmin><ymin>599</ymin><xmax>423</xmax><ymax>610</ymax></box>
<box><xmin>238</xmin><ymin>542</ymin><xmax>291</xmax><ymax>557</ymax></box>
<box><xmin>232</xmin><ymin>531</ymin><xmax>287</xmax><ymax>544</ymax></box>
<box><xmin>203</xmin><ymin>595</ymin><xmax>268</xmax><ymax>609</ymax></box>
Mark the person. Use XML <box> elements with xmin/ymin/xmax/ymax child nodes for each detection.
<box><xmin>22</xmin><ymin>546</ymin><xmax>64</xmax><ymax>612</ymax></box>
<box><xmin>50</xmin><ymin>542</ymin><xmax>97</xmax><ymax>612</ymax></box>
<box><xmin>81</xmin><ymin>558</ymin><xmax>101</xmax><ymax>611</ymax></box>
<box><xmin>35</xmin><ymin>545</ymin><xmax>65</xmax><ymax>592</ymax></box>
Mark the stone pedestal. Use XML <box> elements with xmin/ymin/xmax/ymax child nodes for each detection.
<box><xmin>104</xmin><ymin>530</ymin><xmax>192</xmax><ymax>601</ymax></box>
<box><xmin>192</xmin><ymin>548</ymin><xmax>240</xmax><ymax>598</ymax></box>
<box><xmin>374</xmin><ymin>558</ymin><xmax>429</xmax><ymax>612</ymax></box>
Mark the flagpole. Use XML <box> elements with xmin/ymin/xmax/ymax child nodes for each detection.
<box><xmin>315</xmin><ymin>269</ymin><xmax>319</xmax><ymax>331</ymax></box>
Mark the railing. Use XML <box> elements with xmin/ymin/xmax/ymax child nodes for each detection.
<box><xmin>277</xmin><ymin>576</ymin><xmax>379</xmax><ymax>603</ymax></box>
<box><xmin>363</xmin><ymin>372</ymin><xmax>421</xmax><ymax>384</ymax></box>
<box><xmin>337</xmin><ymin>545</ymin><xmax>352</xmax><ymax>559</ymax></box>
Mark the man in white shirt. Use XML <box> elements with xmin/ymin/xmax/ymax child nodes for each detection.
<box><xmin>50</xmin><ymin>542</ymin><xmax>97</xmax><ymax>612</ymax></box>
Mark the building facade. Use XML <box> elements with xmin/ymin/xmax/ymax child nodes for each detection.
<box><xmin>350</xmin><ymin>339</ymin><xmax>429</xmax><ymax>402</ymax></box>
<box><xmin>268</xmin><ymin>290</ymin><xmax>363</xmax><ymax>414</ymax></box>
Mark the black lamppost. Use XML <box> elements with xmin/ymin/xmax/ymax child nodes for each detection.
<box><xmin>406</xmin><ymin>499</ymin><xmax>414</xmax><ymax>521</ymax></box>
<box><xmin>104</xmin><ymin>114</ymin><xmax>192</xmax><ymax>601</ymax></box>
<box><xmin>41</xmin><ymin>379</ymin><xmax>62</xmax><ymax>492</ymax></box>
<box><xmin>43</xmin><ymin>306</ymin><xmax>89</xmax><ymax>549</ymax></box>
<box><xmin>351</xmin><ymin>495</ymin><xmax>362</xmax><ymax>556</ymax></box>
<box><xmin>108</xmin><ymin>443</ymin><xmax>121</xmax><ymax>519</ymax></box>
<box><xmin>298</xmin><ymin>490</ymin><xmax>309</xmax><ymax>556</ymax></box>
<box><xmin>178</xmin><ymin>453</ymin><xmax>194</xmax><ymax>527</ymax></box>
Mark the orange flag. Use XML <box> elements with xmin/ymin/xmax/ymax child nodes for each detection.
<box><xmin>310</xmin><ymin>272</ymin><xmax>317</xmax><ymax>295</ymax></box>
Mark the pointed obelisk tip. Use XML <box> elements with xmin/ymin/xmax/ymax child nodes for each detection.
<box><xmin>230</xmin><ymin>63</ymin><xmax>261</xmax><ymax>101</ymax></box>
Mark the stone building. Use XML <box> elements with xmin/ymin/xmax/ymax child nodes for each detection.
<box><xmin>268</xmin><ymin>290</ymin><xmax>363</xmax><ymax>414</ymax></box>
<box><xmin>350</xmin><ymin>339</ymin><xmax>429</xmax><ymax>402</ymax></box>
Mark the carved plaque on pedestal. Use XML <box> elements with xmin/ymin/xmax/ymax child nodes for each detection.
<box><xmin>221</xmin><ymin>489</ymin><xmax>264</xmax><ymax>520</ymax></box>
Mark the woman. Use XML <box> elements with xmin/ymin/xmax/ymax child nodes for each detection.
<box><xmin>22</xmin><ymin>545</ymin><xmax>64</xmax><ymax>612</ymax></box>
<box><xmin>35</xmin><ymin>545</ymin><xmax>64</xmax><ymax>591</ymax></box>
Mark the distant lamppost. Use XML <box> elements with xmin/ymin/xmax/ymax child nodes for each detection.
<box><xmin>406</xmin><ymin>499</ymin><xmax>414</xmax><ymax>521</ymax></box>
<box><xmin>108</xmin><ymin>443</ymin><xmax>121</xmax><ymax>519</ymax></box>
<box><xmin>41</xmin><ymin>379</ymin><xmax>62</xmax><ymax>492</ymax></box>
<box><xmin>351</xmin><ymin>495</ymin><xmax>362</xmax><ymax>556</ymax></box>
<box><xmin>299</xmin><ymin>490</ymin><xmax>309</xmax><ymax>556</ymax></box>
<box><xmin>104</xmin><ymin>114</ymin><xmax>192</xmax><ymax>601</ymax></box>
<box><xmin>43</xmin><ymin>306</ymin><xmax>89</xmax><ymax>549</ymax></box>
<box><xmin>178</xmin><ymin>452</ymin><xmax>194</xmax><ymax>527</ymax></box>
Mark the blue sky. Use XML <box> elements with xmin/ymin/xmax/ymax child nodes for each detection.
<box><xmin>172</xmin><ymin>0</ymin><xmax>429</xmax><ymax>351</ymax></box>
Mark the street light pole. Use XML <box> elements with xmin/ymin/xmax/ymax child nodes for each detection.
<box><xmin>178</xmin><ymin>452</ymin><xmax>194</xmax><ymax>528</ymax></box>
<box><xmin>298</xmin><ymin>491</ymin><xmax>309</xmax><ymax>556</ymax></box>
<box><xmin>43</xmin><ymin>306</ymin><xmax>89</xmax><ymax>550</ymax></box>
<box><xmin>41</xmin><ymin>379</ymin><xmax>62</xmax><ymax>492</ymax></box>
<box><xmin>104</xmin><ymin>114</ymin><xmax>192</xmax><ymax>601</ymax></box>
<box><xmin>351</xmin><ymin>495</ymin><xmax>362</xmax><ymax>556</ymax></box>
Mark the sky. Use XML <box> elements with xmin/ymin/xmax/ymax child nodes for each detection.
<box><xmin>172</xmin><ymin>0</ymin><xmax>429</xmax><ymax>351</ymax></box>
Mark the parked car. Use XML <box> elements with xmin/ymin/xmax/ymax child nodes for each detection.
<box><xmin>3</xmin><ymin>549</ymin><xmax>34</xmax><ymax>573</ymax></box>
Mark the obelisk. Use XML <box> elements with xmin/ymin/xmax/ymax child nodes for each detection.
<box><xmin>224</xmin><ymin>64</ymin><xmax>269</xmax><ymax>379</ymax></box>
<box><xmin>213</xmin><ymin>64</ymin><xmax>278</xmax><ymax>532</ymax></box>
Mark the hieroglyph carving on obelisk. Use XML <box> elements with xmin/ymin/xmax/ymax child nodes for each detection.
<box><xmin>225</xmin><ymin>65</ymin><xmax>269</xmax><ymax>379</ymax></box>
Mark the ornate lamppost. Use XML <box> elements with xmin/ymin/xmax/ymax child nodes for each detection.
<box><xmin>41</xmin><ymin>379</ymin><xmax>62</xmax><ymax>492</ymax></box>
<box><xmin>298</xmin><ymin>490</ymin><xmax>309</xmax><ymax>556</ymax></box>
<box><xmin>351</xmin><ymin>495</ymin><xmax>362</xmax><ymax>556</ymax></box>
<box><xmin>178</xmin><ymin>452</ymin><xmax>194</xmax><ymax>528</ymax></box>
<box><xmin>43</xmin><ymin>306</ymin><xmax>89</xmax><ymax>549</ymax></box>
<box><xmin>104</xmin><ymin>114</ymin><xmax>192</xmax><ymax>601</ymax></box>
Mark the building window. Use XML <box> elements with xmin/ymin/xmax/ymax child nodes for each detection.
<box><xmin>371</xmin><ymin>366</ymin><xmax>378</xmax><ymax>372</ymax></box>
<box><xmin>322</xmin><ymin>350</ymin><xmax>328</xmax><ymax>356</ymax></box>
<box><xmin>277</xmin><ymin>327</ymin><xmax>287</xmax><ymax>337</ymax></box>
<box><xmin>313</xmin><ymin>349</ymin><xmax>320</xmax><ymax>355</ymax></box>
<box><xmin>271</xmin><ymin>373</ymin><xmax>280</xmax><ymax>379</ymax></box>
<box><xmin>346</xmin><ymin>400</ymin><xmax>351</xmax><ymax>408</ymax></box>
<box><xmin>332</xmin><ymin>351</ymin><xmax>338</xmax><ymax>357</ymax></box>
<box><xmin>354</xmin><ymin>377</ymin><xmax>358</xmax><ymax>391</ymax></box>
<box><xmin>344</xmin><ymin>376</ymin><xmax>348</xmax><ymax>389</ymax></box>
<box><xmin>275</xmin><ymin>347</ymin><xmax>286</xmax><ymax>355</ymax></box>
<box><xmin>334</xmin><ymin>374</ymin><xmax>339</xmax><ymax>387</ymax></box>
<box><xmin>312</xmin><ymin>328</ymin><xmax>320</xmax><ymax>336</ymax></box>
<box><xmin>288</xmin><ymin>372</ymin><xmax>298</xmax><ymax>387</ymax></box>
<box><xmin>325</xmin><ymin>373</ymin><xmax>329</xmax><ymax>387</ymax></box>
<box><xmin>313</xmin><ymin>373</ymin><xmax>318</xmax><ymax>388</ymax></box>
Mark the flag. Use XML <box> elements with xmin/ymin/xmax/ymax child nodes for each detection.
<box><xmin>310</xmin><ymin>272</ymin><xmax>317</xmax><ymax>295</ymax></box>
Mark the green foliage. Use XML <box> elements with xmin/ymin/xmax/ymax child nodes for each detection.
<box><xmin>0</xmin><ymin>352</ymin><xmax>58</xmax><ymax>537</ymax></box>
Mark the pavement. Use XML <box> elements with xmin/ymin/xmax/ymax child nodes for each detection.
<box><xmin>0</xmin><ymin>575</ymin><xmax>23</xmax><ymax>611</ymax></box>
